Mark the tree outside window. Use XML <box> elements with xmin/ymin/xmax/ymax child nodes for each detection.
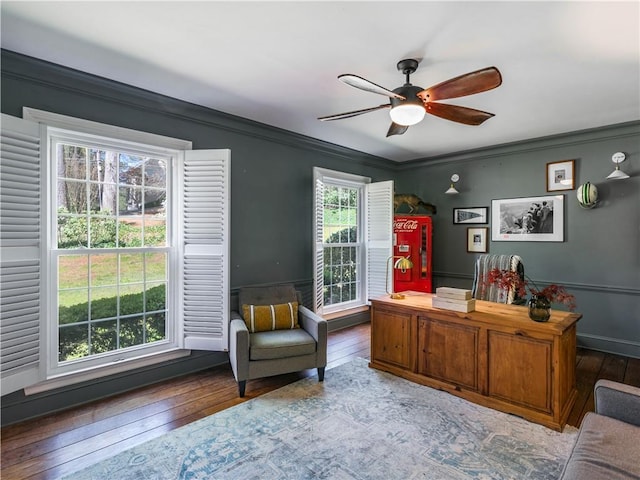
<box><xmin>322</xmin><ymin>184</ymin><xmax>361</xmax><ymax>307</ymax></box>
<box><xmin>55</xmin><ymin>142</ymin><xmax>169</xmax><ymax>363</ymax></box>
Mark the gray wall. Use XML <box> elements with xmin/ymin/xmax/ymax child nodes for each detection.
<box><xmin>395</xmin><ymin>123</ymin><xmax>640</xmax><ymax>358</ymax></box>
<box><xmin>1</xmin><ymin>50</ymin><xmax>639</xmax><ymax>425</ymax></box>
<box><xmin>0</xmin><ymin>50</ymin><xmax>396</xmax><ymax>291</ymax></box>
<box><xmin>0</xmin><ymin>50</ymin><xmax>395</xmax><ymax>425</ymax></box>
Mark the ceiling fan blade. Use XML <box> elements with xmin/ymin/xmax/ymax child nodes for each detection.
<box><xmin>417</xmin><ymin>67</ymin><xmax>502</xmax><ymax>102</ymax></box>
<box><xmin>339</xmin><ymin>74</ymin><xmax>405</xmax><ymax>99</ymax></box>
<box><xmin>425</xmin><ymin>102</ymin><xmax>495</xmax><ymax>126</ymax></box>
<box><xmin>386</xmin><ymin>122</ymin><xmax>409</xmax><ymax>137</ymax></box>
<box><xmin>318</xmin><ymin>104</ymin><xmax>390</xmax><ymax>121</ymax></box>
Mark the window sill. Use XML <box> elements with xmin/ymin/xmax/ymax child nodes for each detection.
<box><xmin>322</xmin><ymin>305</ymin><xmax>370</xmax><ymax>321</ymax></box>
<box><xmin>25</xmin><ymin>349</ymin><xmax>191</xmax><ymax>395</ymax></box>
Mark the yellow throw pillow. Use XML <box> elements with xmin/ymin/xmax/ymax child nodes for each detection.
<box><xmin>242</xmin><ymin>302</ymin><xmax>299</xmax><ymax>333</ymax></box>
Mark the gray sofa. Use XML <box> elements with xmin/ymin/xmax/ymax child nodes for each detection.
<box><xmin>559</xmin><ymin>379</ymin><xmax>640</xmax><ymax>479</ymax></box>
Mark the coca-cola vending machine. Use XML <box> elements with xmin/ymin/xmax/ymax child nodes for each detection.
<box><xmin>393</xmin><ymin>215</ymin><xmax>433</xmax><ymax>293</ymax></box>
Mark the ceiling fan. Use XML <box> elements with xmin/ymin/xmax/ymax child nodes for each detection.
<box><xmin>318</xmin><ymin>59</ymin><xmax>502</xmax><ymax>137</ymax></box>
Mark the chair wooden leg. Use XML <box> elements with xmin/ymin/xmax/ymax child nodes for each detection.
<box><xmin>318</xmin><ymin>367</ymin><xmax>325</xmax><ymax>382</ymax></box>
<box><xmin>238</xmin><ymin>380</ymin><xmax>246</xmax><ymax>397</ymax></box>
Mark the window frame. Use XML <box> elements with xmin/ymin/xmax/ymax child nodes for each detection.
<box><xmin>2</xmin><ymin>109</ymin><xmax>230</xmax><ymax>394</ymax></box>
<box><xmin>318</xmin><ymin>175</ymin><xmax>367</xmax><ymax>314</ymax></box>
<box><xmin>47</xmin><ymin>129</ymin><xmax>179</xmax><ymax>377</ymax></box>
<box><xmin>313</xmin><ymin>167</ymin><xmax>393</xmax><ymax>316</ymax></box>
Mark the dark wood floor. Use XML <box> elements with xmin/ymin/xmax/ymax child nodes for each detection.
<box><xmin>2</xmin><ymin>322</ymin><xmax>639</xmax><ymax>480</ymax></box>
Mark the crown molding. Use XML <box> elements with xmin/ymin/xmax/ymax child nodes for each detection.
<box><xmin>1</xmin><ymin>49</ymin><xmax>396</xmax><ymax>171</ymax></box>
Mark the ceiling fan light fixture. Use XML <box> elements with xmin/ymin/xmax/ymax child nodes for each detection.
<box><xmin>389</xmin><ymin>104</ymin><xmax>425</xmax><ymax>126</ymax></box>
<box><xmin>319</xmin><ymin>61</ymin><xmax>501</xmax><ymax>135</ymax></box>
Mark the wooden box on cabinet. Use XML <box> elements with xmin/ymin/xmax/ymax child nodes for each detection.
<box><xmin>369</xmin><ymin>292</ymin><xmax>581</xmax><ymax>431</ymax></box>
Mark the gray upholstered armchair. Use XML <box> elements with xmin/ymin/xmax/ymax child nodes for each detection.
<box><xmin>559</xmin><ymin>380</ymin><xmax>640</xmax><ymax>479</ymax></box>
<box><xmin>229</xmin><ymin>285</ymin><xmax>328</xmax><ymax>397</ymax></box>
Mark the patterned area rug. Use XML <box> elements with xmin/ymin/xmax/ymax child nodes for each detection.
<box><xmin>64</xmin><ymin>358</ymin><xmax>577</xmax><ymax>479</ymax></box>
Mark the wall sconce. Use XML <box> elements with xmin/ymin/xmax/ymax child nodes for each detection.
<box><xmin>606</xmin><ymin>152</ymin><xmax>630</xmax><ymax>180</ymax></box>
<box><xmin>445</xmin><ymin>174</ymin><xmax>460</xmax><ymax>194</ymax></box>
<box><xmin>386</xmin><ymin>255</ymin><xmax>413</xmax><ymax>299</ymax></box>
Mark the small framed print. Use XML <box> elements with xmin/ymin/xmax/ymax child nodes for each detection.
<box><xmin>547</xmin><ymin>159</ymin><xmax>575</xmax><ymax>191</ymax></box>
<box><xmin>453</xmin><ymin>206</ymin><xmax>489</xmax><ymax>224</ymax></box>
<box><xmin>467</xmin><ymin>227</ymin><xmax>488</xmax><ymax>253</ymax></box>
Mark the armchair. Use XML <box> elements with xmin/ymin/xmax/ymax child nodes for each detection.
<box><xmin>559</xmin><ymin>380</ymin><xmax>640</xmax><ymax>479</ymax></box>
<box><xmin>229</xmin><ymin>285</ymin><xmax>327</xmax><ymax>397</ymax></box>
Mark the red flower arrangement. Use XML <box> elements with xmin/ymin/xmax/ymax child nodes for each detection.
<box><xmin>485</xmin><ymin>268</ymin><xmax>577</xmax><ymax>311</ymax></box>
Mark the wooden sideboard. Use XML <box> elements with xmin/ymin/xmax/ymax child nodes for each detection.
<box><xmin>370</xmin><ymin>291</ymin><xmax>582</xmax><ymax>431</ymax></box>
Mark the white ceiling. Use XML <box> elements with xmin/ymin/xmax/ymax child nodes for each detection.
<box><xmin>1</xmin><ymin>1</ymin><xmax>639</xmax><ymax>162</ymax></box>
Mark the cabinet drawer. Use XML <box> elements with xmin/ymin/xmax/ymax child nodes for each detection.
<box><xmin>488</xmin><ymin>330</ymin><xmax>552</xmax><ymax>413</ymax></box>
<box><xmin>418</xmin><ymin>316</ymin><xmax>479</xmax><ymax>391</ymax></box>
<box><xmin>371</xmin><ymin>308</ymin><xmax>412</xmax><ymax>369</ymax></box>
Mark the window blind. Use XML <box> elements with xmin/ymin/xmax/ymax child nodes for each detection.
<box><xmin>365</xmin><ymin>181</ymin><xmax>394</xmax><ymax>302</ymax></box>
<box><xmin>1</xmin><ymin>113</ymin><xmax>43</xmax><ymax>394</ymax></box>
<box><xmin>180</xmin><ymin>149</ymin><xmax>230</xmax><ymax>351</ymax></box>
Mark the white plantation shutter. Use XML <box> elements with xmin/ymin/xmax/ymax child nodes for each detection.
<box><xmin>1</xmin><ymin>114</ymin><xmax>44</xmax><ymax>394</ymax></box>
<box><xmin>179</xmin><ymin>149</ymin><xmax>230</xmax><ymax>351</ymax></box>
<box><xmin>365</xmin><ymin>180</ymin><xmax>394</xmax><ymax>302</ymax></box>
<box><xmin>312</xmin><ymin>175</ymin><xmax>325</xmax><ymax>313</ymax></box>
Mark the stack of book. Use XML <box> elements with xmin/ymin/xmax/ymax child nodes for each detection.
<box><xmin>432</xmin><ymin>287</ymin><xmax>476</xmax><ymax>312</ymax></box>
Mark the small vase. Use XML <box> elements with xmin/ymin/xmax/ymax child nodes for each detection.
<box><xmin>528</xmin><ymin>294</ymin><xmax>551</xmax><ymax>322</ymax></box>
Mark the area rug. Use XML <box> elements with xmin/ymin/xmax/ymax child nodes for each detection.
<box><xmin>64</xmin><ymin>358</ymin><xmax>577</xmax><ymax>479</ymax></box>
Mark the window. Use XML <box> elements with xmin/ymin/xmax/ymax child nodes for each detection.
<box><xmin>52</xmin><ymin>133</ymin><xmax>172</xmax><ymax>371</ymax></box>
<box><xmin>322</xmin><ymin>182</ymin><xmax>362</xmax><ymax>309</ymax></box>
<box><xmin>0</xmin><ymin>110</ymin><xmax>230</xmax><ymax>394</ymax></box>
<box><xmin>313</xmin><ymin>167</ymin><xmax>393</xmax><ymax>315</ymax></box>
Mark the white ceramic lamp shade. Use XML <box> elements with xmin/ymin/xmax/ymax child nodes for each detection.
<box><xmin>607</xmin><ymin>152</ymin><xmax>630</xmax><ymax>180</ymax></box>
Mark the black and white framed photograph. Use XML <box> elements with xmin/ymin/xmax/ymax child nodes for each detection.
<box><xmin>453</xmin><ymin>206</ymin><xmax>489</xmax><ymax>224</ymax></box>
<box><xmin>491</xmin><ymin>195</ymin><xmax>564</xmax><ymax>242</ymax></box>
<box><xmin>546</xmin><ymin>159</ymin><xmax>575</xmax><ymax>191</ymax></box>
<box><xmin>467</xmin><ymin>227</ymin><xmax>488</xmax><ymax>253</ymax></box>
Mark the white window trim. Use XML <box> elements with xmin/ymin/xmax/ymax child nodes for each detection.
<box><xmin>2</xmin><ymin>109</ymin><xmax>229</xmax><ymax>393</ymax></box>
<box><xmin>23</xmin><ymin>108</ymin><xmax>192</xmax><ymax>151</ymax></box>
<box><xmin>23</xmin><ymin>108</ymin><xmax>194</xmax><ymax>379</ymax></box>
<box><xmin>313</xmin><ymin>167</ymin><xmax>393</xmax><ymax>315</ymax></box>
<box><xmin>44</xmin><ymin>121</ymin><xmax>185</xmax><ymax>377</ymax></box>
<box><xmin>314</xmin><ymin>168</ymin><xmax>370</xmax><ymax>315</ymax></box>
<box><xmin>24</xmin><ymin>348</ymin><xmax>191</xmax><ymax>395</ymax></box>
<box><xmin>314</xmin><ymin>168</ymin><xmax>371</xmax><ymax>189</ymax></box>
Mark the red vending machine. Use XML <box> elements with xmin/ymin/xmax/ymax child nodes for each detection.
<box><xmin>393</xmin><ymin>215</ymin><xmax>433</xmax><ymax>293</ymax></box>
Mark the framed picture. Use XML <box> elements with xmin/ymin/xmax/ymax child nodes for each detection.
<box><xmin>467</xmin><ymin>227</ymin><xmax>488</xmax><ymax>253</ymax></box>
<box><xmin>453</xmin><ymin>206</ymin><xmax>489</xmax><ymax>224</ymax></box>
<box><xmin>491</xmin><ymin>195</ymin><xmax>564</xmax><ymax>242</ymax></box>
<box><xmin>546</xmin><ymin>159</ymin><xmax>575</xmax><ymax>191</ymax></box>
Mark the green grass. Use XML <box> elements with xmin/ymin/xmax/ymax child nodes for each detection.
<box><xmin>58</xmin><ymin>252</ymin><xmax>166</xmax><ymax>307</ymax></box>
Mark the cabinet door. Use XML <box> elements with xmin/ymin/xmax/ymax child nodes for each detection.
<box><xmin>418</xmin><ymin>316</ymin><xmax>479</xmax><ymax>391</ymax></box>
<box><xmin>371</xmin><ymin>308</ymin><xmax>412</xmax><ymax>369</ymax></box>
<box><xmin>488</xmin><ymin>331</ymin><xmax>552</xmax><ymax>412</ymax></box>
